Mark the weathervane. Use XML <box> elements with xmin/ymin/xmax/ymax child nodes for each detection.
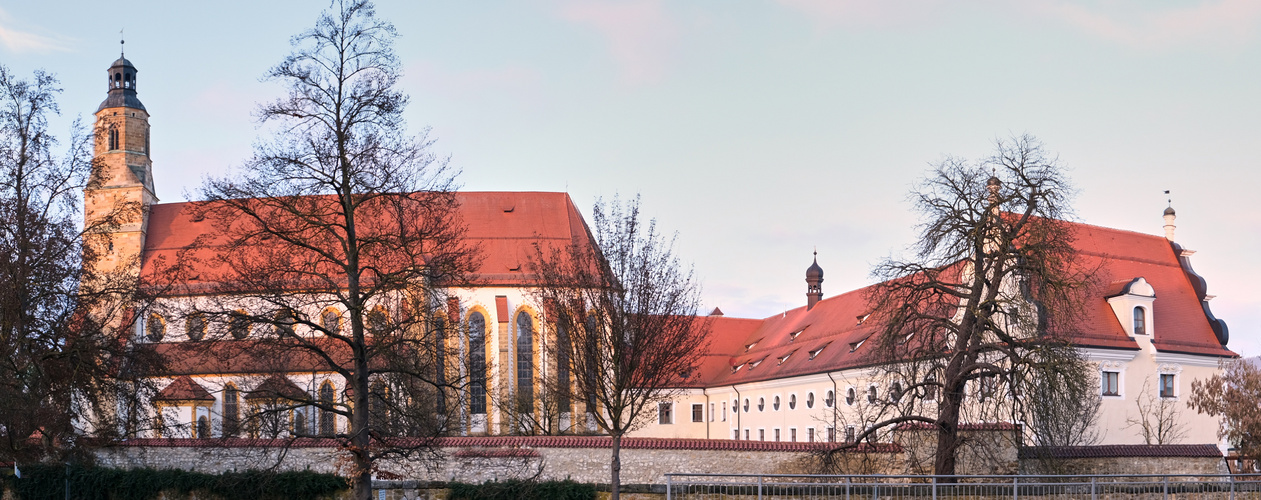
<box><xmin>1164</xmin><ymin>189</ymin><xmax>1171</xmax><ymax>207</ymax></box>
<box><xmin>120</xmin><ymin>28</ymin><xmax>124</xmax><ymax>57</ymax></box>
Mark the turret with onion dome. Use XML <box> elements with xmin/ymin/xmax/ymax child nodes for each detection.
<box><xmin>806</xmin><ymin>251</ymin><xmax>824</xmax><ymax>310</ymax></box>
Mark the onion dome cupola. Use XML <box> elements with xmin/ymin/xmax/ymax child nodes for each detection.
<box><xmin>806</xmin><ymin>251</ymin><xmax>824</xmax><ymax>310</ymax></box>
<box><xmin>98</xmin><ymin>55</ymin><xmax>146</xmax><ymax>112</ymax></box>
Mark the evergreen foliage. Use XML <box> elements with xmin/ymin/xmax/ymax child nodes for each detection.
<box><xmin>448</xmin><ymin>479</ymin><xmax>596</xmax><ymax>500</ymax></box>
<box><xmin>3</xmin><ymin>465</ymin><xmax>347</xmax><ymax>500</ymax></box>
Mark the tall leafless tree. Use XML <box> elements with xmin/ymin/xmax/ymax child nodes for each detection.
<box><xmin>827</xmin><ymin>135</ymin><xmax>1098</xmax><ymax>476</ymax></box>
<box><xmin>0</xmin><ymin>66</ymin><xmax>157</xmax><ymax>464</ymax></box>
<box><xmin>166</xmin><ymin>2</ymin><xmax>478</xmax><ymax>498</ymax></box>
<box><xmin>529</xmin><ymin>195</ymin><xmax>709</xmax><ymax>500</ymax></box>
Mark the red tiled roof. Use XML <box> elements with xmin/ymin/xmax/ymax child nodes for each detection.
<box><xmin>154</xmin><ymin>375</ymin><xmax>214</xmax><ymax>402</ymax></box>
<box><xmin>140</xmin><ymin>192</ymin><xmax>594</xmax><ymax>290</ymax></box>
<box><xmin>245</xmin><ymin>374</ymin><xmax>308</xmax><ymax>401</ymax></box>
<box><xmin>1018</xmin><ymin>444</ymin><xmax>1222</xmax><ymax>459</ymax></box>
<box><xmin>150</xmin><ymin>339</ymin><xmax>353</xmax><ymax>376</ymax></box>
<box><xmin>694</xmin><ymin>220</ymin><xmax>1235</xmax><ymax>387</ymax></box>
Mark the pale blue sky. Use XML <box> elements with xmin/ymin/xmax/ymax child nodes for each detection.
<box><xmin>5</xmin><ymin>1</ymin><xmax>1259</xmax><ymax>354</ymax></box>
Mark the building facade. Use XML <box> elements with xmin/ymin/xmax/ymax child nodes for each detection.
<box><xmin>87</xmin><ymin>55</ymin><xmax>1235</xmax><ymax>451</ymax></box>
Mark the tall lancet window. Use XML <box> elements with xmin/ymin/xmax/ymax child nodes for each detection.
<box><xmin>222</xmin><ymin>384</ymin><xmax>239</xmax><ymax>437</ymax></box>
<box><xmin>516</xmin><ymin>311</ymin><xmax>535</xmax><ymax>413</ymax></box>
<box><xmin>468</xmin><ymin>312</ymin><xmax>487</xmax><ymax>415</ymax></box>
<box><xmin>319</xmin><ymin>381</ymin><xmax>335</xmax><ymax>436</ymax></box>
<box><xmin>108</xmin><ymin>127</ymin><xmax>119</xmax><ymax>151</ymax></box>
<box><xmin>1133</xmin><ymin>307</ymin><xmax>1146</xmax><ymax>335</ymax></box>
<box><xmin>556</xmin><ymin>322</ymin><xmax>571</xmax><ymax>414</ymax></box>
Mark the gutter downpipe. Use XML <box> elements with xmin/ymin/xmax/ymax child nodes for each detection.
<box><xmin>732</xmin><ymin>385</ymin><xmax>741</xmax><ymax>440</ymax></box>
<box><xmin>703</xmin><ymin>388</ymin><xmax>709</xmax><ymax>439</ymax></box>
<box><xmin>827</xmin><ymin>371</ymin><xmax>838</xmax><ymax>435</ymax></box>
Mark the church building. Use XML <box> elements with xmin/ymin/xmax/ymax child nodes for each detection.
<box><xmin>85</xmin><ymin>54</ymin><xmax>1236</xmax><ymax>451</ymax></box>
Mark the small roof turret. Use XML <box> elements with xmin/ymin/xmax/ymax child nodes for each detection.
<box><xmin>806</xmin><ymin>254</ymin><xmax>824</xmax><ymax>281</ymax></box>
<box><xmin>98</xmin><ymin>52</ymin><xmax>146</xmax><ymax>113</ymax></box>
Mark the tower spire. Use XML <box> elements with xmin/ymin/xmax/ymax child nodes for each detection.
<box><xmin>1163</xmin><ymin>190</ymin><xmax>1176</xmax><ymax>241</ymax></box>
<box><xmin>120</xmin><ymin>28</ymin><xmax>124</xmax><ymax>57</ymax></box>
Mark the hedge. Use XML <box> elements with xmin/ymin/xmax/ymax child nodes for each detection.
<box><xmin>3</xmin><ymin>465</ymin><xmax>347</xmax><ymax>500</ymax></box>
<box><xmin>448</xmin><ymin>479</ymin><xmax>596</xmax><ymax>500</ymax></box>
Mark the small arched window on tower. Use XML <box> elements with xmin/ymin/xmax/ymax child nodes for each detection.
<box><xmin>108</xmin><ymin>127</ymin><xmax>119</xmax><ymax>151</ymax></box>
<box><xmin>113</xmin><ymin>72</ymin><xmax>121</xmax><ymax>89</ymax></box>
<box><xmin>1133</xmin><ymin>307</ymin><xmax>1147</xmax><ymax>335</ymax></box>
<box><xmin>124</xmin><ymin>73</ymin><xmax>132</xmax><ymax>89</ymax></box>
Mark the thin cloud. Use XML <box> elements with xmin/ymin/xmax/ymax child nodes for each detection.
<box><xmin>775</xmin><ymin>0</ymin><xmax>946</xmax><ymax>30</ymax></box>
<box><xmin>1035</xmin><ymin>0</ymin><xmax>1261</xmax><ymax>48</ymax></box>
<box><xmin>558</xmin><ymin>0</ymin><xmax>678</xmax><ymax>85</ymax></box>
<box><xmin>0</xmin><ymin>8</ymin><xmax>72</xmax><ymax>54</ymax></box>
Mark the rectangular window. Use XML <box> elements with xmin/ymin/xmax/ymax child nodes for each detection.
<box><xmin>807</xmin><ymin>428</ymin><xmax>815</xmax><ymax>442</ymax></box>
<box><xmin>759</xmin><ymin>429</ymin><xmax>765</xmax><ymax>441</ymax></box>
<box><xmin>790</xmin><ymin>428</ymin><xmax>797</xmax><ymax>442</ymax></box>
<box><xmin>774</xmin><ymin>428</ymin><xmax>781</xmax><ymax>442</ymax></box>
<box><xmin>845</xmin><ymin>426</ymin><xmax>856</xmax><ymax>443</ymax></box>
<box><xmin>827</xmin><ymin>427</ymin><xmax>835</xmax><ymax>442</ymax></box>
<box><xmin>658</xmin><ymin>402</ymin><xmax>672</xmax><ymax>424</ymax></box>
<box><xmin>722</xmin><ymin>402</ymin><xmax>727</xmax><ymax>421</ymax></box>
<box><xmin>733</xmin><ymin>429</ymin><xmax>739</xmax><ymax>440</ymax></box>
<box><xmin>1160</xmin><ymin>374</ymin><xmax>1176</xmax><ymax>398</ymax></box>
<box><xmin>692</xmin><ymin>403</ymin><xmax>704</xmax><ymax>423</ymax></box>
<box><xmin>709</xmin><ymin>403</ymin><xmax>715</xmax><ymax>422</ymax></box>
<box><xmin>744</xmin><ymin>429</ymin><xmax>750</xmax><ymax>440</ymax></box>
<box><xmin>1102</xmin><ymin>371</ymin><xmax>1120</xmax><ymax>396</ymax></box>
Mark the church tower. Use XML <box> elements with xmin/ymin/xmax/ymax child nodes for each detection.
<box><xmin>85</xmin><ymin>51</ymin><xmax>157</xmax><ymax>272</ymax></box>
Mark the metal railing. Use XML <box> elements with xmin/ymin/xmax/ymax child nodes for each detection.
<box><xmin>664</xmin><ymin>473</ymin><xmax>1261</xmax><ymax>499</ymax></box>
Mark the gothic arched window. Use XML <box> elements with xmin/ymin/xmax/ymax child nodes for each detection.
<box><xmin>468</xmin><ymin>312</ymin><xmax>487</xmax><ymax>415</ymax></box>
<box><xmin>555</xmin><ymin>321</ymin><xmax>571</xmax><ymax>413</ymax></box>
<box><xmin>223</xmin><ymin>384</ymin><xmax>239</xmax><ymax>437</ymax></box>
<box><xmin>108</xmin><ymin>127</ymin><xmax>119</xmax><ymax>151</ymax></box>
<box><xmin>319</xmin><ymin>381</ymin><xmax>335</xmax><ymax>436</ymax></box>
<box><xmin>516</xmin><ymin>311</ymin><xmax>534</xmax><ymax>413</ymax></box>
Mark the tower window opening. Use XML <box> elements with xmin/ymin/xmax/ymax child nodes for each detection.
<box><xmin>108</xmin><ymin>128</ymin><xmax>119</xmax><ymax>151</ymax></box>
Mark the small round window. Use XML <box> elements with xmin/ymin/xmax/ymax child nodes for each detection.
<box><xmin>806</xmin><ymin>392</ymin><xmax>815</xmax><ymax>409</ymax></box>
<box><xmin>788</xmin><ymin>394</ymin><xmax>797</xmax><ymax>410</ymax></box>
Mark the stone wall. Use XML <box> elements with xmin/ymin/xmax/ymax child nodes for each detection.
<box><xmin>92</xmin><ymin>436</ymin><xmax>900</xmax><ymax>484</ymax></box>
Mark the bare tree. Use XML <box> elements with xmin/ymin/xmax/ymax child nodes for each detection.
<box><xmin>0</xmin><ymin>66</ymin><xmax>156</xmax><ymax>463</ymax></box>
<box><xmin>529</xmin><ymin>195</ymin><xmax>709</xmax><ymax>500</ymax></box>
<box><xmin>166</xmin><ymin>2</ymin><xmax>478</xmax><ymax>498</ymax></box>
<box><xmin>1190</xmin><ymin>359</ymin><xmax>1261</xmax><ymax>457</ymax></box>
<box><xmin>831</xmin><ymin>135</ymin><xmax>1098</xmax><ymax>476</ymax></box>
<box><xmin>1125</xmin><ymin>377</ymin><xmax>1186</xmax><ymax>445</ymax></box>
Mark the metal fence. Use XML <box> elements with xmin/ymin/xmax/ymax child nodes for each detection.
<box><xmin>664</xmin><ymin>473</ymin><xmax>1261</xmax><ymax>499</ymax></box>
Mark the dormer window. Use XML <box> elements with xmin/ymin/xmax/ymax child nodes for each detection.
<box><xmin>788</xmin><ymin>329</ymin><xmax>804</xmax><ymax>342</ymax></box>
<box><xmin>778</xmin><ymin>350</ymin><xmax>796</xmax><ymax>365</ymax></box>
<box><xmin>808</xmin><ymin>343</ymin><xmax>830</xmax><ymax>360</ymax></box>
<box><xmin>732</xmin><ymin>362</ymin><xmax>746</xmax><ymax>373</ymax></box>
<box><xmin>745</xmin><ymin>340</ymin><xmax>760</xmax><ymax>352</ymax></box>
<box><xmin>1133</xmin><ymin>307</ymin><xmax>1146</xmax><ymax>335</ymax></box>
